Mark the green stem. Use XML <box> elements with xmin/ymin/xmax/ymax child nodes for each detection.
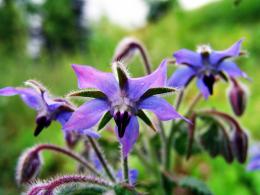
<box><xmin>121</xmin><ymin>150</ymin><xmax>129</xmax><ymax>183</ymax></box>
<box><xmin>88</xmin><ymin>137</ymin><xmax>116</xmax><ymax>183</ymax></box>
<box><xmin>185</xmin><ymin>92</ymin><xmax>202</xmax><ymax>117</ymax></box>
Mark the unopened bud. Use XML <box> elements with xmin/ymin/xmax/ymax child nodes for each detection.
<box><xmin>65</xmin><ymin>131</ymin><xmax>81</xmax><ymax>149</ymax></box>
<box><xmin>16</xmin><ymin>148</ymin><xmax>42</xmax><ymax>185</ymax></box>
<box><xmin>231</xmin><ymin>129</ymin><xmax>248</xmax><ymax>163</ymax></box>
<box><xmin>112</xmin><ymin>37</ymin><xmax>140</xmax><ymax>62</ymax></box>
<box><xmin>228</xmin><ymin>78</ymin><xmax>247</xmax><ymax>116</ymax></box>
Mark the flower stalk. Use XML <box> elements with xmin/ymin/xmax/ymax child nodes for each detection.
<box><xmin>27</xmin><ymin>175</ymin><xmax>112</xmax><ymax>195</ymax></box>
<box><xmin>122</xmin><ymin>148</ymin><xmax>129</xmax><ymax>184</ymax></box>
<box><xmin>87</xmin><ymin>136</ymin><xmax>116</xmax><ymax>182</ymax></box>
<box><xmin>34</xmin><ymin>144</ymin><xmax>100</xmax><ymax>176</ymax></box>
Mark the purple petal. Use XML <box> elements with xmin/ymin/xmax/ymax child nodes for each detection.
<box><xmin>173</xmin><ymin>49</ymin><xmax>202</xmax><ymax>67</ymax></box>
<box><xmin>116</xmin><ymin>169</ymin><xmax>138</xmax><ymax>185</ymax></box>
<box><xmin>63</xmin><ymin>99</ymin><xmax>109</xmax><ymax>131</ymax></box>
<box><xmin>197</xmin><ymin>78</ymin><xmax>210</xmax><ymax>99</ymax></box>
<box><xmin>56</xmin><ymin>111</ymin><xmax>73</xmax><ymax>126</ymax></box>
<box><xmin>72</xmin><ymin>64</ymin><xmax>120</xmax><ymax>101</ymax></box>
<box><xmin>0</xmin><ymin>87</ymin><xmax>43</xmax><ymax>110</ymax></box>
<box><xmin>168</xmin><ymin>66</ymin><xmax>196</xmax><ymax>87</ymax></box>
<box><xmin>127</xmin><ymin>60</ymin><xmax>167</xmax><ymax>101</ymax></box>
<box><xmin>218</xmin><ymin>61</ymin><xmax>247</xmax><ymax>78</ymax></box>
<box><xmin>247</xmin><ymin>156</ymin><xmax>260</xmax><ymax>171</ymax></box>
<box><xmin>138</xmin><ymin>96</ymin><xmax>185</xmax><ymax>121</ymax></box>
<box><xmin>116</xmin><ymin>116</ymin><xmax>139</xmax><ymax>157</ymax></box>
<box><xmin>77</xmin><ymin>129</ymin><xmax>100</xmax><ymax>139</ymax></box>
<box><xmin>42</xmin><ymin>92</ymin><xmax>66</xmax><ymax>111</ymax></box>
<box><xmin>90</xmin><ymin>149</ymin><xmax>103</xmax><ymax>172</ymax></box>
<box><xmin>210</xmin><ymin>39</ymin><xmax>243</xmax><ymax>65</ymax></box>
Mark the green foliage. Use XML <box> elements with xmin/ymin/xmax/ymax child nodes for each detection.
<box><xmin>0</xmin><ymin>0</ymin><xmax>26</xmax><ymax>54</ymax></box>
<box><xmin>42</xmin><ymin>0</ymin><xmax>88</xmax><ymax>52</ymax></box>
<box><xmin>114</xmin><ymin>184</ymin><xmax>138</xmax><ymax>195</ymax></box>
<box><xmin>172</xmin><ymin>122</ymin><xmax>201</xmax><ymax>156</ymax></box>
<box><xmin>200</xmin><ymin>118</ymin><xmax>233</xmax><ymax>163</ymax></box>
<box><xmin>178</xmin><ymin>177</ymin><xmax>213</xmax><ymax>195</ymax></box>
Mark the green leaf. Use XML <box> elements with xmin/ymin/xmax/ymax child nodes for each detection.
<box><xmin>114</xmin><ymin>184</ymin><xmax>139</xmax><ymax>195</ymax></box>
<box><xmin>56</xmin><ymin>183</ymin><xmax>107</xmax><ymax>195</ymax></box>
<box><xmin>67</xmin><ymin>89</ymin><xmax>107</xmax><ymax>99</ymax></box>
<box><xmin>115</xmin><ymin>62</ymin><xmax>128</xmax><ymax>89</ymax></box>
<box><xmin>172</xmin><ymin>122</ymin><xmax>201</xmax><ymax>156</ymax></box>
<box><xmin>178</xmin><ymin>177</ymin><xmax>213</xmax><ymax>195</ymax></box>
<box><xmin>140</xmin><ymin>87</ymin><xmax>177</xmax><ymax>99</ymax></box>
<box><xmin>98</xmin><ymin>111</ymin><xmax>113</xmax><ymax>131</ymax></box>
<box><xmin>200</xmin><ymin>117</ymin><xmax>234</xmax><ymax>163</ymax></box>
<box><xmin>137</xmin><ymin>110</ymin><xmax>157</xmax><ymax>132</ymax></box>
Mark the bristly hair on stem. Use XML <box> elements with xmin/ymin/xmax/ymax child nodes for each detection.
<box><xmin>121</xmin><ymin>147</ymin><xmax>129</xmax><ymax>184</ymax></box>
<box><xmin>33</xmin><ymin>144</ymin><xmax>101</xmax><ymax>177</ymax></box>
<box><xmin>26</xmin><ymin>175</ymin><xmax>113</xmax><ymax>195</ymax></box>
<box><xmin>87</xmin><ymin>137</ymin><xmax>116</xmax><ymax>183</ymax></box>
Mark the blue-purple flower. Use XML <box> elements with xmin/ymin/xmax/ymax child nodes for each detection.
<box><xmin>0</xmin><ymin>80</ymin><xmax>99</xmax><ymax>139</ymax></box>
<box><xmin>168</xmin><ymin>39</ymin><xmax>247</xmax><ymax>98</ymax></box>
<box><xmin>64</xmin><ymin>60</ymin><xmax>186</xmax><ymax>157</ymax></box>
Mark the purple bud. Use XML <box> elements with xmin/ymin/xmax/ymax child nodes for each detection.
<box><xmin>228</xmin><ymin>78</ymin><xmax>247</xmax><ymax>116</ymax></box>
<box><xmin>231</xmin><ymin>129</ymin><xmax>248</xmax><ymax>163</ymax></box>
<box><xmin>112</xmin><ymin>37</ymin><xmax>140</xmax><ymax>62</ymax></box>
<box><xmin>65</xmin><ymin>131</ymin><xmax>81</xmax><ymax>149</ymax></box>
<box><xmin>16</xmin><ymin>148</ymin><xmax>42</xmax><ymax>185</ymax></box>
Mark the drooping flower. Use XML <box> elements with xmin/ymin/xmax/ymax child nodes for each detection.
<box><xmin>64</xmin><ymin>60</ymin><xmax>187</xmax><ymax>157</ymax></box>
<box><xmin>168</xmin><ymin>39</ymin><xmax>248</xmax><ymax>98</ymax></box>
<box><xmin>0</xmin><ymin>80</ymin><xmax>99</xmax><ymax>139</ymax></box>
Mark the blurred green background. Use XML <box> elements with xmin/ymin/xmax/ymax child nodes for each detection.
<box><xmin>0</xmin><ymin>0</ymin><xmax>260</xmax><ymax>194</ymax></box>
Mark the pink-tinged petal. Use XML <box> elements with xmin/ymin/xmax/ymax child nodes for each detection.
<box><xmin>127</xmin><ymin>60</ymin><xmax>167</xmax><ymax>101</ymax></box>
<box><xmin>197</xmin><ymin>78</ymin><xmax>210</xmax><ymax>99</ymax></box>
<box><xmin>138</xmin><ymin>96</ymin><xmax>185</xmax><ymax>121</ymax></box>
<box><xmin>116</xmin><ymin>116</ymin><xmax>139</xmax><ymax>157</ymax></box>
<box><xmin>72</xmin><ymin>64</ymin><xmax>120</xmax><ymax>100</ymax></box>
<box><xmin>168</xmin><ymin>66</ymin><xmax>196</xmax><ymax>87</ymax></box>
<box><xmin>173</xmin><ymin>49</ymin><xmax>202</xmax><ymax>67</ymax></box>
<box><xmin>0</xmin><ymin>87</ymin><xmax>43</xmax><ymax>110</ymax></box>
<box><xmin>218</xmin><ymin>61</ymin><xmax>248</xmax><ymax>78</ymax></box>
<box><xmin>210</xmin><ymin>39</ymin><xmax>243</xmax><ymax>65</ymax></box>
<box><xmin>63</xmin><ymin>99</ymin><xmax>109</xmax><ymax>131</ymax></box>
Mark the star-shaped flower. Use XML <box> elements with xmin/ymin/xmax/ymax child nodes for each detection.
<box><xmin>168</xmin><ymin>39</ymin><xmax>247</xmax><ymax>98</ymax></box>
<box><xmin>0</xmin><ymin>80</ymin><xmax>99</xmax><ymax>139</ymax></box>
<box><xmin>64</xmin><ymin>60</ymin><xmax>187</xmax><ymax>157</ymax></box>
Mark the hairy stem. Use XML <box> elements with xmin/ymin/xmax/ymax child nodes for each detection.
<box><xmin>87</xmin><ymin>137</ymin><xmax>116</xmax><ymax>183</ymax></box>
<box><xmin>27</xmin><ymin>175</ymin><xmax>112</xmax><ymax>195</ymax></box>
<box><xmin>34</xmin><ymin>144</ymin><xmax>100</xmax><ymax>176</ymax></box>
<box><xmin>121</xmin><ymin>149</ymin><xmax>129</xmax><ymax>184</ymax></box>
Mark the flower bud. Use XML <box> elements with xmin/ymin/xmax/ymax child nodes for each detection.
<box><xmin>16</xmin><ymin>148</ymin><xmax>42</xmax><ymax>185</ymax></box>
<box><xmin>231</xmin><ymin>129</ymin><xmax>248</xmax><ymax>163</ymax></box>
<box><xmin>65</xmin><ymin>131</ymin><xmax>81</xmax><ymax>149</ymax></box>
<box><xmin>112</xmin><ymin>37</ymin><xmax>140</xmax><ymax>62</ymax></box>
<box><xmin>228</xmin><ymin>78</ymin><xmax>247</xmax><ymax>116</ymax></box>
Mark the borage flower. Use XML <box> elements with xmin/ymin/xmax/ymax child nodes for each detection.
<box><xmin>168</xmin><ymin>39</ymin><xmax>248</xmax><ymax>98</ymax></box>
<box><xmin>64</xmin><ymin>60</ymin><xmax>187</xmax><ymax>157</ymax></box>
<box><xmin>0</xmin><ymin>80</ymin><xmax>99</xmax><ymax>140</ymax></box>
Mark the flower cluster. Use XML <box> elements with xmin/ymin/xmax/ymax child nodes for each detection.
<box><xmin>0</xmin><ymin>37</ymin><xmax>251</xmax><ymax>194</ymax></box>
